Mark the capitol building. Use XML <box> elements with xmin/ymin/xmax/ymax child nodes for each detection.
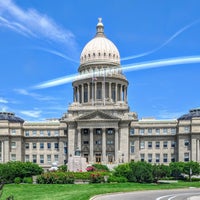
<box><xmin>0</xmin><ymin>19</ymin><xmax>200</xmax><ymax>169</ymax></box>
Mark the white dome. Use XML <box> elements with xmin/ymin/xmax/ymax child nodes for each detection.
<box><xmin>80</xmin><ymin>18</ymin><xmax>120</xmax><ymax>66</ymax></box>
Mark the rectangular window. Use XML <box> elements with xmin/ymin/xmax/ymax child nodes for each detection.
<box><xmin>171</xmin><ymin>128</ymin><xmax>176</xmax><ymax>135</ymax></box>
<box><xmin>54</xmin><ymin>130</ymin><xmax>59</xmax><ymax>136</ymax></box>
<box><xmin>148</xmin><ymin>141</ymin><xmax>152</xmax><ymax>149</ymax></box>
<box><xmin>163</xmin><ymin>128</ymin><xmax>168</xmax><ymax>134</ymax></box>
<box><xmin>171</xmin><ymin>154</ymin><xmax>175</xmax><ymax>162</ymax></box>
<box><xmin>163</xmin><ymin>141</ymin><xmax>168</xmax><ymax>148</ymax></box>
<box><xmin>40</xmin><ymin>155</ymin><xmax>44</xmax><ymax>164</ymax></box>
<box><xmin>171</xmin><ymin>141</ymin><xmax>176</xmax><ymax>148</ymax></box>
<box><xmin>54</xmin><ymin>154</ymin><xmax>59</xmax><ymax>162</ymax></box>
<box><xmin>155</xmin><ymin>141</ymin><xmax>160</xmax><ymax>148</ymax></box>
<box><xmin>130</xmin><ymin>141</ymin><xmax>134</xmax><ymax>154</ymax></box>
<box><xmin>54</xmin><ymin>143</ymin><xmax>59</xmax><ymax>149</ymax></box>
<box><xmin>156</xmin><ymin>128</ymin><xmax>160</xmax><ymax>135</ymax></box>
<box><xmin>184</xmin><ymin>126</ymin><xmax>190</xmax><ymax>133</ymax></box>
<box><xmin>139</xmin><ymin>129</ymin><xmax>144</xmax><ymax>135</ymax></box>
<box><xmin>32</xmin><ymin>130</ymin><xmax>37</xmax><ymax>136</ymax></box>
<box><xmin>47</xmin><ymin>155</ymin><xmax>51</xmax><ymax>163</ymax></box>
<box><xmin>184</xmin><ymin>140</ymin><xmax>190</xmax><ymax>146</ymax></box>
<box><xmin>25</xmin><ymin>131</ymin><xmax>29</xmax><ymax>136</ymax></box>
<box><xmin>40</xmin><ymin>130</ymin><xmax>44</xmax><ymax>136</ymax></box>
<box><xmin>184</xmin><ymin>153</ymin><xmax>189</xmax><ymax>162</ymax></box>
<box><xmin>107</xmin><ymin>129</ymin><xmax>114</xmax><ymax>134</ymax></box>
<box><xmin>83</xmin><ymin>141</ymin><xmax>89</xmax><ymax>145</ymax></box>
<box><xmin>140</xmin><ymin>153</ymin><xmax>145</xmax><ymax>162</ymax></box>
<box><xmin>95</xmin><ymin>140</ymin><xmax>101</xmax><ymax>145</ymax></box>
<box><xmin>140</xmin><ymin>141</ymin><xmax>145</xmax><ymax>149</ymax></box>
<box><xmin>11</xmin><ymin>154</ymin><xmax>16</xmax><ymax>161</ymax></box>
<box><xmin>148</xmin><ymin>128</ymin><xmax>152</xmax><ymax>135</ymax></box>
<box><xmin>130</xmin><ymin>128</ymin><xmax>134</xmax><ymax>135</ymax></box>
<box><xmin>33</xmin><ymin>143</ymin><xmax>37</xmax><ymax>149</ymax></box>
<box><xmin>11</xmin><ymin>129</ymin><xmax>16</xmax><ymax>135</ymax></box>
<box><xmin>11</xmin><ymin>142</ymin><xmax>16</xmax><ymax>148</ymax></box>
<box><xmin>156</xmin><ymin>154</ymin><xmax>160</xmax><ymax>163</ymax></box>
<box><xmin>47</xmin><ymin>143</ymin><xmax>51</xmax><ymax>149</ymax></box>
<box><xmin>148</xmin><ymin>154</ymin><xmax>152</xmax><ymax>163</ymax></box>
<box><xmin>107</xmin><ymin>140</ymin><xmax>114</xmax><ymax>145</ymax></box>
<box><xmin>163</xmin><ymin>154</ymin><xmax>168</xmax><ymax>163</ymax></box>
<box><xmin>32</xmin><ymin>154</ymin><xmax>37</xmax><ymax>163</ymax></box>
<box><xmin>47</xmin><ymin>130</ymin><xmax>51</xmax><ymax>136</ymax></box>
<box><xmin>96</xmin><ymin>129</ymin><xmax>102</xmax><ymax>134</ymax></box>
<box><xmin>25</xmin><ymin>155</ymin><xmax>29</xmax><ymax>162</ymax></box>
<box><xmin>25</xmin><ymin>143</ymin><xmax>29</xmax><ymax>149</ymax></box>
<box><xmin>40</xmin><ymin>142</ymin><xmax>44</xmax><ymax>149</ymax></box>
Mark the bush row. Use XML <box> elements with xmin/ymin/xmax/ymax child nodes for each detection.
<box><xmin>0</xmin><ymin>161</ymin><xmax>43</xmax><ymax>183</ymax></box>
<box><xmin>36</xmin><ymin>171</ymin><xmax>110</xmax><ymax>184</ymax></box>
<box><xmin>113</xmin><ymin>161</ymin><xmax>200</xmax><ymax>183</ymax></box>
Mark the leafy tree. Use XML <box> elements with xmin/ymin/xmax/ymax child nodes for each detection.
<box><xmin>169</xmin><ymin>162</ymin><xmax>185</xmax><ymax>180</ymax></box>
<box><xmin>113</xmin><ymin>163</ymin><xmax>131</xmax><ymax>180</ymax></box>
<box><xmin>183</xmin><ymin>161</ymin><xmax>200</xmax><ymax>181</ymax></box>
<box><xmin>129</xmin><ymin>161</ymin><xmax>153</xmax><ymax>183</ymax></box>
<box><xmin>0</xmin><ymin>161</ymin><xmax>43</xmax><ymax>183</ymax></box>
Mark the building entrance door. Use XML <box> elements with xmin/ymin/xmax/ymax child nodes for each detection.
<box><xmin>95</xmin><ymin>153</ymin><xmax>101</xmax><ymax>163</ymax></box>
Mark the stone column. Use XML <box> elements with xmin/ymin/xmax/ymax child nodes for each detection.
<box><xmin>102</xmin><ymin>128</ymin><xmax>106</xmax><ymax>163</ymax></box>
<box><xmin>77</xmin><ymin>86</ymin><xmax>80</xmax><ymax>103</ymax></box>
<box><xmin>89</xmin><ymin>128</ymin><xmax>94</xmax><ymax>163</ymax></box>
<box><xmin>115</xmin><ymin>83</ymin><xmax>118</xmax><ymax>102</ymax></box>
<box><xmin>73</xmin><ymin>87</ymin><xmax>75</xmax><ymax>102</ymax></box>
<box><xmin>115</xmin><ymin>129</ymin><xmax>119</xmax><ymax>163</ymax></box>
<box><xmin>125</xmin><ymin>86</ymin><xmax>127</xmax><ymax>103</ymax></box>
<box><xmin>197</xmin><ymin>139</ymin><xmax>199</xmax><ymax>162</ymax></box>
<box><xmin>109</xmin><ymin>82</ymin><xmax>112</xmax><ymax>101</ymax></box>
<box><xmin>1</xmin><ymin>141</ymin><xmax>3</xmax><ymax>163</ymax></box>
<box><xmin>120</xmin><ymin>85</ymin><xmax>122</xmax><ymax>101</ymax></box>
<box><xmin>94</xmin><ymin>82</ymin><xmax>97</xmax><ymax>102</ymax></box>
<box><xmin>81</xmin><ymin>84</ymin><xmax>84</xmax><ymax>103</ymax></box>
<box><xmin>77</xmin><ymin>128</ymin><xmax>81</xmax><ymax>150</ymax></box>
<box><xmin>88</xmin><ymin>83</ymin><xmax>90</xmax><ymax>102</ymax></box>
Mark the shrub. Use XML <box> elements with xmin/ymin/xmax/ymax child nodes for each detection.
<box><xmin>89</xmin><ymin>173</ymin><xmax>103</xmax><ymax>183</ymax></box>
<box><xmin>108</xmin><ymin>176</ymin><xmax>127</xmax><ymax>183</ymax></box>
<box><xmin>0</xmin><ymin>161</ymin><xmax>43</xmax><ymax>183</ymax></box>
<box><xmin>58</xmin><ymin>165</ymin><xmax>68</xmax><ymax>172</ymax></box>
<box><xmin>92</xmin><ymin>164</ymin><xmax>109</xmax><ymax>172</ymax></box>
<box><xmin>14</xmin><ymin>177</ymin><xmax>21</xmax><ymax>184</ymax></box>
<box><xmin>86</xmin><ymin>166</ymin><xmax>95</xmax><ymax>172</ymax></box>
<box><xmin>23</xmin><ymin>177</ymin><xmax>32</xmax><ymax>184</ymax></box>
<box><xmin>36</xmin><ymin>172</ymin><xmax>74</xmax><ymax>184</ymax></box>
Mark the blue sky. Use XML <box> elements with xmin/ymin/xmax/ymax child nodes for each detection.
<box><xmin>0</xmin><ymin>0</ymin><xmax>200</xmax><ymax>121</ymax></box>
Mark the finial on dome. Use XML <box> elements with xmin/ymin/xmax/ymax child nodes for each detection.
<box><xmin>96</xmin><ymin>17</ymin><xmax>105</xmax><ymax>37</ymax></box>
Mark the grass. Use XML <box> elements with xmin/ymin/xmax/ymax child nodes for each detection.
<box><xmin>1</xmin><ymin>182</ymin><xmax>200</xmax><ymax>200</ymax></box>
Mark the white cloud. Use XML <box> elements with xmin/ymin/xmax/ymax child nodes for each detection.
<box><xmin>20</xmin><ymin>110</ymin><xmax>41</xmax><ymax>118</ymax></box>
<box><xmin>0</xmin><ymin>97</ymin><xmax>8</xmax><ymax>103</ymax></box>
<box><xmin>0</xmin><ymin>0</ymin><xmax>77</xmax><ymax>50</ymax></box>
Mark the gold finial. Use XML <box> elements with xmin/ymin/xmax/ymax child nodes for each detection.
<box><xmin>98</xmin><ymin>18</ymin><xmax>102</xmax><ymax>23</ymax></box>
<box><xmin>96</xmin><ymin>17</ymin><xmax>104</xmax><ymax>37</ymax></box>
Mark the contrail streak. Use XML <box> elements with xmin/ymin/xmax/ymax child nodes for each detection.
<box><xmin>33</xmin><ymin>47</ymin><xmax>79</xmax><ymax>63</ymax></box>
<box><xmin>121</xmin><ymin>19</ymin><xmax>200</xmax><ymax>61</ymax></box>
<box><xmin>33</xmin><ymin>56</ymin><xmax>200</xmax><ymax>89</ymax></box>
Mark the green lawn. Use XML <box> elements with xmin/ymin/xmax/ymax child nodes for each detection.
<box><xmin>1</xmin><ymin>182</ymin><xmax>200</xmax><ymax>200</ymax></box>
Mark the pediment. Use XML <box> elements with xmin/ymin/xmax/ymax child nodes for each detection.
<box><xmin>76</xmin><ymin>110</ymin><xmax>120</xmax><ymax>121</ymax></box>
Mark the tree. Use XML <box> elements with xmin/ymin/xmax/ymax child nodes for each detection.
<box><xmin>183</xmin><ymin>161</ymin><xmax>200</xmax><ymax>181</ymax></box>
<box><xmin>129</xmin><ymin>161</ymin><xmax>153</xmax><ymax>183</ymax></box>
<box><xmin>169</xmin><ymin>162</ymin><xmax>184</xmax><ymax>180</ymax></box>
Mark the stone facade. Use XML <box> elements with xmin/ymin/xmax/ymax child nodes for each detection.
<box><xmin>0</xmin><ymin>19</ymin><xmax>200</xmax><ymax>170</ymax></box>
